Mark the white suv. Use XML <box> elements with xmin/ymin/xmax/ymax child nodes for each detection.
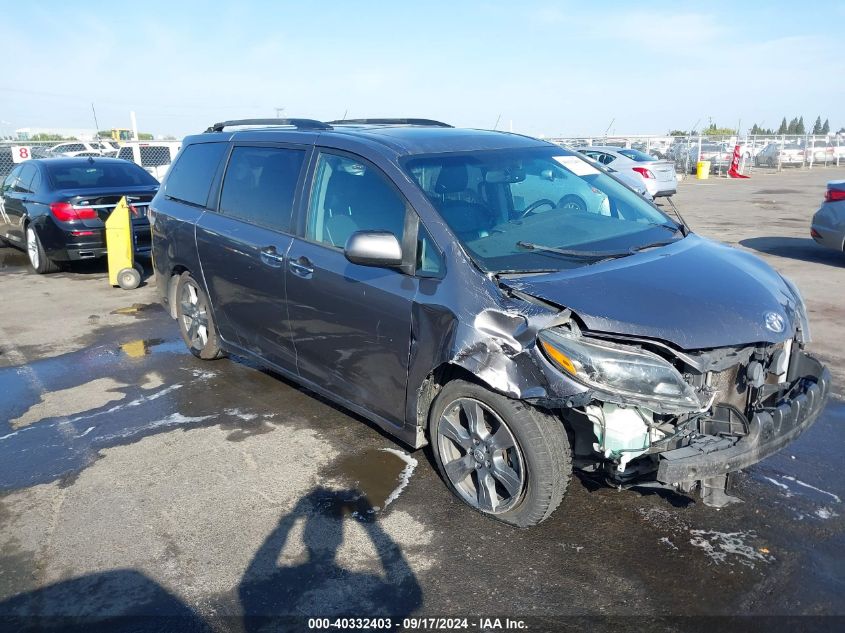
<box><xmin>48</xmin><ymin>141</ymin><xmax>113</xmax><ymax>157</ymax></box>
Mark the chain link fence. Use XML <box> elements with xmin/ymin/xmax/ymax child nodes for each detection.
<box><xmin>547</xmin><ymin>134</ymin><xmax>843</xmax><ymax>177</ymax></box>
<box><xmin>0</xmin><ymin>140</ymin><xmax>180</xmax><ymax>182</ymax></box>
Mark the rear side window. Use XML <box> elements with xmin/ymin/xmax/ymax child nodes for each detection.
<box><xmin>164</xmin><ymin>143</ymin><xmax>227</xmax><ymax>207</ymax></box>
<box><xmin>14</xmin><ymin>164</ymin><xmax>37</xmax><ymax>193</ymax></box>
<box><xmin>219</xmin><ymin>146</ymin><xmax>305</xmax><ymax>233</ymax></box>
<box><xmin>45</xmin><ymin>162</ymin><xmax>158</xmax><ymax>188</ymax></box>
<box><xmin>2</xmin><ymin>166</ymin><xmax>22</xmax><ymax>193</ymax></box>
<box><xmin>618</xmin><ymin>149</ymin><xmax>657</xmax><ymax>162</ymax></box>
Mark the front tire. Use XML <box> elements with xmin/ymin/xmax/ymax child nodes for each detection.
<box><xmin>429</xmin><ymin>379</ymin><xmax>571</xmax><ymax>527</ymax></box>
<box><xmin>26</xmin><ymin>226</ymin><xmax>60</xmax><ymax>274</ymax></box>
<box><xmin>175</xmin><ymin>272</ymin><xmax>223</xmax><ymax>360</ymax></box>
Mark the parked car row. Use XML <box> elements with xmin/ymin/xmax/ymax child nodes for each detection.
<box><xmin>575</xmin><ymin>146</ymin><xmax>677</xmax><ymax>197</ymax></box>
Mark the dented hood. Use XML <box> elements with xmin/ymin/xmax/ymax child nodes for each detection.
<box><xmin>500</xmin><ymin>234</ymin><xmax>798</xmax><ymax>350</ymax></box>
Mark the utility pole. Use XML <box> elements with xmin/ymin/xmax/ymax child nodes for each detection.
<box><xmin>274</xmin><ymin>107</ymin><xmax>285</xmax><ymax>118</ymax></box>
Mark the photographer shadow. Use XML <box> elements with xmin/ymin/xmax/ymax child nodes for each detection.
<box><xmin>238</xmin><ymin>487</ymin><xmax>422</xmax><ymax>627</ymax></box>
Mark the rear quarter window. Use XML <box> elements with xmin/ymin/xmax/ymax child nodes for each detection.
<box><xmin>164</xmin><ymin>143</ymin><xmax>227</xmax><ymax>207</ymax></box>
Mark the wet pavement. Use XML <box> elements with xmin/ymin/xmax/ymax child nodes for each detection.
<box><xmin>0</xmin><ymin>169</ymin><xmax>844</xmax><ymax>629</ymax></box>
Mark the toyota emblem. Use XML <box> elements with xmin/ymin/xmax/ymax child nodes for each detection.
<box><xmin>764</xmin><ymin>311</ymin><xmax>785</xmax><ymax>333</ymax></box>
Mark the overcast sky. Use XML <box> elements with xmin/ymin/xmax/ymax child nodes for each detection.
<box><xmin>2</xmin><ymin>1</ymin><xmax>843</xmax><ymax>138</ymax></box>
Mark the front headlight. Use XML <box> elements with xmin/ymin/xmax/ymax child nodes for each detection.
<box><xmin>538</xmin><ymin>329</ymin><xmax>701</xmax><ymax>412</ymax></box>
<box><xmin>780</xmin><ymin>275</ymin><xmax>811</xmax><ymax>343</ymax></box>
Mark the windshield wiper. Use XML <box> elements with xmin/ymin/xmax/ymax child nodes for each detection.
<box><xmin>516</xmin><ymin>241</ymin><xmax>630</xmax><ymax>260</ymax></box>
<box><xmin>517</xmin><ymin>237</ymin><xmax>682</xmax><ymax>264</ymax></box>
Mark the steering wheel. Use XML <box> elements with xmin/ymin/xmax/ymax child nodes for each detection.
<box><xmin>520</xmin><ymin>198</ymin><xmax>556</xmax><ymax>218</ymax></box>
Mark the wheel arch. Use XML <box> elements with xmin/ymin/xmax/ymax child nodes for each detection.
<box><xmin>166</xmin><ymin>265</ymin><xmax>190</xmax><ymax>319</ymax></box>
<box><xmin>415</xmin><ymin>362</ymin><xmax>509</xmax><ymax>438</ymax></box>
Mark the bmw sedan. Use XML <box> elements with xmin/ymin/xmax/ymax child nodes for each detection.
<box><xmin>0</xmin><ymin>157</ymin><xmax>158</xmax><ymax>273</ymax></box>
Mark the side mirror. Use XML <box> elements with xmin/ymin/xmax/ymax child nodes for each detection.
<box><xmin>344</xmin><ymin>231</ymin><xmax>403</xmax><ymax>268</ymax></box>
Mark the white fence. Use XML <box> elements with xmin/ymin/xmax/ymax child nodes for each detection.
<box><xmin>3</xmin><ymin>134</ymin><xmax>843</xmax><ymax>184</ymax></box>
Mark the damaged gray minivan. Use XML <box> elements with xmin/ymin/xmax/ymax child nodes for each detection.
<box><xmin>150</xmin><ymin>119</ymin><xmax>830</xmax><ymax>526</ymax></box>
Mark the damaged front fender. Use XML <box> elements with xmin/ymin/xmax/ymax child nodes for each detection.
<box><xmin>405</xmin><ymin>263</ymin><xmax>591</xmax><ymax>447</ymax></box>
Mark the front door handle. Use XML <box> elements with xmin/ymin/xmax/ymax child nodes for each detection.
<box><xmin>260</xmin><ymin>246</ymin><xmax>285</xmax><ymax>268</ymax></box>
<box><xmin>289</xmin><ymin>256</ymin><xmax>314</xmax><ymax>278</ymax></box>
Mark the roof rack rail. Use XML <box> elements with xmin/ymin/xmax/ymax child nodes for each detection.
<box><xmin>204</xmin><ymin>118</ymin><xmax>332</xmax><ymax>133</ymax></box>
<box><xmin>327</xmin><ymin>118</ymin><xmax>453</xmax><ymax>128</ymax></box>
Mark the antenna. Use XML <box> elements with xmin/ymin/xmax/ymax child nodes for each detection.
<box><xmin>493</xmin><ymin>114</ymin><xmax>501</xmax><ymax>130</ymax></box>
<box><xmin>91</xmin><ymin>104</ymin><xmax>103</xmax><ymax>151</ymax></box>
<box><xmin>604</xmin><ymin>118</ymin><xmax>615</xmax><ymax>137</ymax></box>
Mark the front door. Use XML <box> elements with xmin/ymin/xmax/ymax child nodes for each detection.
<box><xmin>196</xmin><ymin>144</ymin><xmax>307</xmax><ymax>370</ymax></box>
<box><xmin>285</xmin><ymin>151</ymin><xmax>416</xmax><ymax>426</ymax></box>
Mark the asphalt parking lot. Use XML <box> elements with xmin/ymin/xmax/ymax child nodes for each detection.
<box><xmin>0</xmin><ymin>168</ymin><xmax>843</xmax><ymax>630</ymax></box>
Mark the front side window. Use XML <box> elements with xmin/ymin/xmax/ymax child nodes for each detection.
<box><xmin>416</xmin><ymin>222</ymin><xmax>443</xmax><ymax>277</ymax></box>
<box><xmin>404</xmin><ymin>147</ymin><xmax>682</xmax><ymax>274</ymax></box>
<box><xmin>306</xmin><ymin>153</ymin><xmax>407</xmax><ymax>249</ymax></box>
<box><xmin>219</xmin><ymin>146</ymin><xmax>305</xmax><ymax>233</ymax></box>
<box><xmin>164</xmin><ymin>142</ymin><xmax>227</xmax><ymax>206</ymax></box>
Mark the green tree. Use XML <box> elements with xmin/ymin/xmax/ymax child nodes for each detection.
<box><xmin>787</xmin><ymin>117</ymin><xmax>797</xmax><ymax>134</ymax></box>
<box><xmin>778</xmin><ymin>117</ymin><xmax>788</xmax><ymax>134</ymax></box>
<box><xmin>796</xmin><ymin>116</ymin><xmax>805</xmax><ymax>135</ymax></box>
<box><xmin>703</xmin><ymin>123</ymin><xmax>735</xmax><ymax>136</ymax></box>
<box><xmin>822</xmin><ymin>118</ymin><xmax>830</xmax><ymax>134</ymax></box>
<box><xmin>668</xmin><ymin>130</ymin><xmax>688</xmax><ymax>136</ymax></box>
<box><xmin>138</xmin><ymin>132</ymin><xmax>154</xmax><ymax>140</ymax></box>
<box><xmin>31</xmin><ymin>133</ymin><xmax>78</xmax><ymax>141</ymax></box>
<box><xmin>812</xmin><ymin>116</ymin><xmax>822</xmax><ymax>134</ymax></box>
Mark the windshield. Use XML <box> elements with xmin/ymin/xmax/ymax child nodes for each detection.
<box><xmin>404</xmin><ymin>147</ymin><xmax>682</xmax><ymax>274</ymax></box>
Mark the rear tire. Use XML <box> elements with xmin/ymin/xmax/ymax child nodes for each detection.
<box><xmin>26</xmin><ymin>226</ymin><xmax>59</xmax><ymax>274</ymax></box>
<box><xmin>429</xmin><ymin>379</ymin><xmax>571</xmax><ymax>527</ymax></box>
<box><xmin>175</xmin><ymin>272</ymin><xmax>224</xmax><ymax>360</ymax></box>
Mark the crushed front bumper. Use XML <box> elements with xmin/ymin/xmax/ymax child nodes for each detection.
<box><xmin>656</xmin><ymin>352</ymin><xmax>831</xmax><ymax>484</ymax></box>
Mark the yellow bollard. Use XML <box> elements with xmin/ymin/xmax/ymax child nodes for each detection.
<box><xmin>105</xmin><ymin>196</ymin><xmax>142</xmax><ymax>289</ymax></box>
<box><xmin>696</xmin><ymin>160</ymin><xmax>711</xmax><ymax>180</ymax></box>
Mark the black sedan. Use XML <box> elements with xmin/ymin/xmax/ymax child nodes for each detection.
<box><xmin>0</xmin><ymin>157</ymin><xmax>159</xmax><ymax>273</ymax></box>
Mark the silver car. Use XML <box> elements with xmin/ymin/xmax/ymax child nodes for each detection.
<box><xmin>576</xmin><ymin>146</ymin><xmax>677</xmax><ymax>197</ymax></box>
<box><xmin>811</xmin><ymin>180</ymin><xmax>845</xmax><ymax>253</ymax></box>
